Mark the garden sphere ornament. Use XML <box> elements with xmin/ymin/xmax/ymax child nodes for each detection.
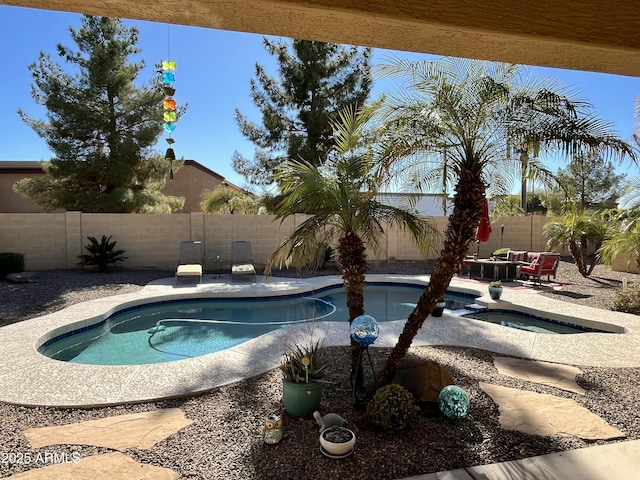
<box><xmin>350</xmin><ymin>315</ymin><xmax>379</xmax><ymax>408</ymax></box>
<box><xmin>262</xmin><ymin>413</ymin><xmax>283</xmax><ymax>444</ymax></box>
<box><xmin>438</xmin><ymin>385</ymin><xmax>470</xmax><ymax>419</ymax></box>
<box><xmin>350</xmin><ymin>315</ymin><xmax>379</xmax><ymax>346</ymax></box>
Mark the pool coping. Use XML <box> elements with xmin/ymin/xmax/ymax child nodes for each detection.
<box><xmin>0</xmin><ymin>274</ymin><xmax>639</xmax><ymax>408</ymax></box>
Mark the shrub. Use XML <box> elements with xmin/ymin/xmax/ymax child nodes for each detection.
<box><xmin>78</xmin><ymin>235</ymin><xmax>127</xmax><ymax>272</ymax></box>
<box><xmin>0</xmin><ymin>252</ymin><xmax>25</xmax><ymax>278</ymax></box>
<box><xmin>366</xmin><ymin>383</ymin><xmax>416</xmax><ymax>433</ymax></box>
<box><xmin>492</xmin><ymin>247</ymin><xmax>510</xmax><ymax>256</ymax></box>
<box><xmin>608</xmin><ymin>282</ymin><xmax>640</xmax><ymax>315</ymax></box>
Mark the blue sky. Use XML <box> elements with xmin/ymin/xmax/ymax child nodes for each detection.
<box><xmin>1</xmin><ymin>5</ymin><xmax>638</xmax><ymax>191</ymax></box>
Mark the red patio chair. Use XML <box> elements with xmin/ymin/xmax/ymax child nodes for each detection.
<box><xmin>517</xmin><ymin>253</ymin><xmax>560</xmax><ymax>284</ymax></box>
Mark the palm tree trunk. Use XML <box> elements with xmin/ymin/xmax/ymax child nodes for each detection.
<box><xmin>380</xmin><ymin>170</ymin><xmax>486</xmax><ymax>386</ymax></box>
<box><xmin>570</xmin><ymin>238</ymin><xmax>589</xmax><ymax>277</ymax></box>
<box><xmin>338</xmin><ymin>230</ymin><xmax>367</xmax><ymax>403</ymax></box>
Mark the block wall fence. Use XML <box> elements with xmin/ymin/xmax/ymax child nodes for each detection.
<box><xmin>0</xmin><ymin>212</ymin><xmax>565</xmax><ymax>272</ymax></box>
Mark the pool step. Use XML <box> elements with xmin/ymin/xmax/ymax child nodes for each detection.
<box><xmin>452</xmin><ymin>305</ymin><xmax>488</xmax><ymax>316</ymax></box>
<box><xmin>464</xmin><ymin>303</ymin><xmax>487</xmax><ymax>311</ymax></box>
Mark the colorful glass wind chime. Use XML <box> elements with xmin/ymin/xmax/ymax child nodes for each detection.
<box><xmin>161</xmin><ymin>43</ymin><xmax>177</xmax><ymax>180</ymax></box>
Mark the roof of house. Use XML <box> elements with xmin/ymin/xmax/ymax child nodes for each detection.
<box><xmin>0</xmin><ymin>159</ymin><xmax>246</xmax><ymax>192</ymax></box>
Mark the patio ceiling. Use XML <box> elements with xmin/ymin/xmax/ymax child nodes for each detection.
<box><xmin>2</xmin><ymin>0</ymin><xmax>639</xmax><ymax>77</ymax></box>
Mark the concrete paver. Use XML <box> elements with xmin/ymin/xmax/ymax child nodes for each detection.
<box><xmin>465</xmin><ymin>440</ymin><xmax>640</xmax><ymax>480</ymax></box>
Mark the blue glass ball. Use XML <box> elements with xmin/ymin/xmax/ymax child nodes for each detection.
<box><xmin>438</xmin><ymin>385</ymin><xmax>470</xmax><ymax>419</ymax></box>
<box><xmin>350</xmin><ymin>315</ymin><xmax>379</xmax><ymax>346</ymax></box>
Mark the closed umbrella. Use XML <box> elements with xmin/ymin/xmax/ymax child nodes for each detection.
<box><xmin>475</xmin><ymin>198</ymin><xmax>492</xmax><ymax>257</ymax></box>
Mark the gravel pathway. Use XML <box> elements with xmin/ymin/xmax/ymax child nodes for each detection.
<box><xmin>0</xmin><ymin>261</ymin><xmax>638</xmax><ymax>479</ymax></box>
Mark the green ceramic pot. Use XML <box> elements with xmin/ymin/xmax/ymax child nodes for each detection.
<box><xmin>489</xmin><ymin>286</ymin><xmax>503</xmax><ymax>300</ymax></box>
<box><xmin>431</xmin><ymin>301</ymin><xmax>447</xmax><ymax>317</ymax></box>
<box><xmin>282</xmin><ymin>380</ymin><xmax>323</xmax><ymax>417</ymax></box>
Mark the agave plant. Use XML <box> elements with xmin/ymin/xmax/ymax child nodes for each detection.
<box><xmin>280</xmin><ymin>337</ymin><xmax>328</xmax><ymax>384</ymax></box>
<box><xmin>78</xmin><ymin>235</ymin><xmax>127</xmax><ymax>272</ymax></box>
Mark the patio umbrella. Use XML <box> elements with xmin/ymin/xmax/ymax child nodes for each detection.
<box><xmin>475</xmin><ymin>198</ymin><xmax>492</xmax><ymax>256</ymax></box>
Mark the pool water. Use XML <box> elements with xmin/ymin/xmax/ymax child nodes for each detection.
<box><xmin>39</xmin><ymin>284</ymin><xmax>476</xmax><ymax>365</ymax></box>
<box><xmin>462</xmin><ymin>309</ymin><xmax>609</xmax><ymax>334</ymax></box>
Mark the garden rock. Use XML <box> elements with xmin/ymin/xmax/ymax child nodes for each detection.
<box><xmin>394</xmin><ymin>358</ymin><xmax>453</xmax><ymax>402</ymax></box>
<box><xmin>6</xmin><ymin>272</ymin><xmax>38</xmax><ymax>284</ymax></box>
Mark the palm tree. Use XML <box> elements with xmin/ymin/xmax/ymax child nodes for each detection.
<box><xmin>544</xmin><ymin>209</ymin><xmax>609</xmax><ymax>277</ymax></box>
<box><xmin>599</xmin><ymin>217</ymin><xmax>640</xmax><ymax>272</ymax></box>
<box><xmin>491</xmin><ymin>195</ymin><xmax>525</xmax><ymax>218</ymax></box>
<box><xmin>375</xmin><ymin>58</ymin><xmax>635</xmax><ymax>385</ymax></box>
<box><xmin>617</xmin><ymin>96</ymin><xmax>640</xmax><ymax>210</ymax></box>
<box><xmin>266</xmin><ymin>105</ymin><xmax>438</xmax><ymax>399</ymax></box>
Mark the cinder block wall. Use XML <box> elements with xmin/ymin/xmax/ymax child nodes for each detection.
<box><xmin>0</xmin><ymin>212</ymin><xmax>611</xmax><ymax>272</ymax></box>
<box><xmin>0</xmin><ymin>213</ymin><xmax>67</xmax><ymax>269</ymax></box>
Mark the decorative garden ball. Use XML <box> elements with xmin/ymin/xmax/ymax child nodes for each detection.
<box><xmin>438</xmin><ymin>385</ymin><xmax>470</xmax><ymax>419</ymax></box>
<box><xmin>350</xmin><ymin>315</ymin><xmax>379</xmax><ymax>347</ymax></box>
<box><xmin>262</xmin><ymin>413</ymin><xmax>283</xmax><ymax>444</ymax></box>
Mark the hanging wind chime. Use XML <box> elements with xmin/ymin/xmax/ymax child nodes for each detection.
<box><xmin>161</xmin><ymin>27</ymin><xmax>177</xmax><ymax>180</ymax></box>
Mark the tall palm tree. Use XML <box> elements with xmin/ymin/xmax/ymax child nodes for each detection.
<box><xmin>266</xmin><ymin>105</ymin><xmax>438</xmax><ymax>398</ymax></box>
<box><xmin>376</xmin><ymin>58</ymin><xmax>635</xmax><ymax>385</ymax></box>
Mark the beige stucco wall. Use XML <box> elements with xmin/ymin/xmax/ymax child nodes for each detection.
<box><xmin>1</xmin><ymin>212</ymin><xmax>560</xmax><ymax>271</ymax></box>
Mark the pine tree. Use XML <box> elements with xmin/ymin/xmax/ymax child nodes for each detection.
<box><xmin>556</xmin><ymin>151</ymin><xmax>627</xmax><ymax>212</ymax></box>
<box><xmin>232</xmin><ymin>38</ymin><xmax>372</xmax><ymax>186</ymax></box>
<box><xmin>15</xmin><ymin>15</ymin><xmax>184</xmax><ymax>213</ymax></box>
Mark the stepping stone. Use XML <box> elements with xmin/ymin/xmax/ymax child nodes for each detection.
<box><xmin>25</xmin><ymin>408</ymin><xmax>192</xmax><ymax>451</ymax></box>
<box><xmin>494</xmin><ymin>356</ymin><xmax>586</xmax><ymax>395</ymax></box>
<box><xmin>480</xmin><ymin>382</ymin><xmax>625</xmax><ymax>441</ymax></box>
<box><xmin>6</xmin><ymin>452</ymin><xmax>178</xmax><ymax>480</ymax></box>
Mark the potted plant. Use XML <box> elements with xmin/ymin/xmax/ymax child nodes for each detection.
<box><xmin>431</xmin><ymin>297</ymin><xmax>447</xmax><ymax>317</ymax></box>
<box><xmin>488</xmin><ymin>280</ymin><xmax>503</xmax><ymax>300</ymax></box>
<box><xmin>319</xmin><ymin>426</ymin><xmax>356</xmax><ymax>458</ymax></box>
<box><xmin>492</xmin><ymin>247</ymin><xmax>510</xmax><ymax>261</ymax></box>
<box><xmin>280</xmin><ymin>332</ymin><xmax>328</xmax><ymax>417</ymax></box>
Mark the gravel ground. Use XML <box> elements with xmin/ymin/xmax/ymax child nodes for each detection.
<box><xmin>0</xmin><ymin>260</ymin><xmax>639</xmax><ymax>479</ymax></box>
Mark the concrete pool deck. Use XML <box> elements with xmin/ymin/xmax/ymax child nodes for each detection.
<box><xmin>0</xmin><ymin>273</ymin><xmax>639</xmax><ymax>407</ymax></box>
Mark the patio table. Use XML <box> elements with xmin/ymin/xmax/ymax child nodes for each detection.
<box><xmin>468</xmin><ymin>259</ymin><xmax>519</xmax><ymax>281</ymax></box>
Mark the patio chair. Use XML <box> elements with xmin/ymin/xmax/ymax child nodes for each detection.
<box><xmin>175</xmin><ymin>241</ymin><xmax>203</xmax><ymax>284</ymax></box>
<box><xmin>517</xmin><ymin>253</ymin><xmax>560</xmax><ymax>284</ymax></box>
<box><xmin>507</xmin><ymin>250</ymin><xmax>529</xmax><ymax>262</ymax></box>
<box><xmin>231</xmin><ymin>240</ymin><xmax>256</xmax><ymax>282</ymax></box>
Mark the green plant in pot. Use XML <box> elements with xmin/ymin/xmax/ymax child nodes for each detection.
<box><xmin>280</xmin><ymin>331</ymin><xmax>328</xmax><ymax>417</ymax></box>
<box><xmin>488</xmin><ymin>280</ymin><xmax>503</xmax><ymax>300</ymax></box>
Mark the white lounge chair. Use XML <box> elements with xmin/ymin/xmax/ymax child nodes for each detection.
<box><xmin>176</xmin><ymin>241</ymin><xmax>203</xmax><ymax>284</ymax></box>
<box><xmin>231</xmin><ymin>240</ymin><xmax>256</xmax><ymax>282</ymax></box>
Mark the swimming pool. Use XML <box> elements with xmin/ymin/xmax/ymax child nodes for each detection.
<box><xmin>462</xmin><ymin>309</ymin><xmax>615</xmax><ymax>334</ymax></box>
<box><xmin>38</xmin><ymin>283</ymin><xmax>477</xmax><ymax>365</ymax></box>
